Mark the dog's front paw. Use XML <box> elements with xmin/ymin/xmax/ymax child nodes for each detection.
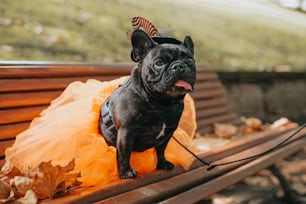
<box><xmin>119</xmin><ymin>168</ymin><xmax>137</xmax><ymax>179</ymax></box>
<box><xmin>157</xmin><ymin>160</ymin><xmax>174</xmax><ymax>170</ymax></box>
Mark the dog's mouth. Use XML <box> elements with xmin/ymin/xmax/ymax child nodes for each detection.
<box><xmin>174</xmin><ymin>80</ymin><xmax>193</xmax><ymax>92</ymax></box>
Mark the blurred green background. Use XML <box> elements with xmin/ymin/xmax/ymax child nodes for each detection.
<box><xmin>0</xmin><ymin>0</ymin><xmax>306</xmax><ymax>70</ymax></box>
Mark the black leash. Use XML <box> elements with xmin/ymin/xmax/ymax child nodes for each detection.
<box><xmin>173</xmin><ymin>123</ymin><xmax>306</xmax><ymax>171</ymax></box>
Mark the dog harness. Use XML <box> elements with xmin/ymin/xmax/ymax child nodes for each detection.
<box><xmin>100</xmin><ymin>78</ymin><xmax>139</xmax><ymax>137</ymax></box>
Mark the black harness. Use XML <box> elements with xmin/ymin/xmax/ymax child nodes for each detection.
<box><xmin>100</xmin><ymin>78</ymin><xmax>141</xmax><ymax>137</ymax></box>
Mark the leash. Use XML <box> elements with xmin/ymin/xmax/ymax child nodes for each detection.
<box><xmin>173</xmin><ymin>122</ymin><xmax>306</xmax><ymax>171</ymax></box>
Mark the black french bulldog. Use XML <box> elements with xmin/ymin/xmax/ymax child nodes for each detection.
<box><xmin>99</xmin><ymin>29</ymin><xmax>196</xmax><ymax>179</ymax></box>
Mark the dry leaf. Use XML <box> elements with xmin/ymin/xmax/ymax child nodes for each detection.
<box><xmin>26</xmin><ymin>159</ymin><xmax>81</xmax><ymax>199</ymax></box>
<box><xmin>15</xmin><ymin>190</ymin><xmax>37</xmax><ymax>204</ymax></box>
<box><xmin>1</xmin><ymin>161</ymin><xmax>22</xmax><ymax>179</ymax></box>
<box><xmin>241</xmin><ymin>117</ymin><xmax>262</xmax><ymax>129</ymax></box>
<box><xmin>214</xmin><ymin>123</ymin><xmax>238</xmax><ymax>139</ymax></box>
<box><xmin>240</xmin><ymin>126</ymin><xmax>258</xmax><ymax>135</ymax></box>
<box><xmin>13</xmin><ymin>176</ymin><xmax>34</xmax><ymax>196</ymax></box>
<box><xmin>270</xmin><ymin>117</ymin><xmax>298</xmax><ymax>129</ymax></box>
<box><xmin>240</xmin><ymin>117</ymin><xmax>264</xmax><ymax>135</ymax></box>
<box><xmin>0</xmin><ymin>177</ymin><xmax>11</xmax><ymax>199</ymax></box>
<box><xmin>243</xmin><ymin>176</ymin><xmax>273</xmax><ymax>187</ymax></box>
<box><xmin>211</xmin><ymin>194</ymin><xmax>235</xmax><ymax>204</ymax></box>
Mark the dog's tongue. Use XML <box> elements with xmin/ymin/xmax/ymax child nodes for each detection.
<box><xmin>175</xmin><ymin>80</ymin><xmax>192</xmax><ymax>91</ymax></box>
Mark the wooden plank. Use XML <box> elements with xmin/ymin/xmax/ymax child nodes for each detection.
<box><xmin>0</xmin><ymin>139</ymin><xmax>15</xmax><ymax>157</ymax></box>
<box><xmin>96</xmin><ymin>129</ymin><xmax>306</xmax><ymax>204</ymax></box>
<box><xmin>196</xmin><ymin>113</ymin><xmax>237</xmax><ymax>133</ymax></box>
<box><xmin>194</xmin><ymin>97</ymin><xmax>228</xmax><ymax>109</ymax></box>
<box><xmin>0</xmin><ymin>64</ymin><xmax>132</xmax><ymax>78</ymax></box>
<box><xmin>0</xmin><ymin>159</ymin><xmax>5</xmax><ymax>168</ymax></box>
<box><xmin>197</xmin><ymin>113</ymin><xmax>237</xmax><ymax>126</ymax></box>
<box><xmin>0</xmin><ymin>122</ymin><xmax>30</xmax><ymax>140</ymax></box>
<box><xmin>191</xmin><ymin>89</ymin><xmax>225</xmax><ymax>100</ymax></box>
<box><xmin>0</xmin><ymin>76</ymin><xmax>125</xmax><ymax>93</ymax></box>
<box><xmin>196</xmin><ymin>106</ymin><xmax>231</xmax><ymax>119</ymax></box>
<box><xmin>196</xmin><ymin>72</ymin><xmax>218</xmax><ymax>81</ymax></box>
<box><xmin>194</xmin><ymin>81</ymin><xmax>223</xmax><ymax>90</ymax></box>
<box><xmin>0</xmin><ymin>106</ymin><xmax>46</xmax><ymax>125</ymax></box>
<box><xmin>0</xmin><ymin>91</ymin><xmax>61</xmax><ymax>108</ymax></box>
<box><xmin>161</xmin><ymin>131</ymin><xmax>306</xmax><ymax>204</ymax></box>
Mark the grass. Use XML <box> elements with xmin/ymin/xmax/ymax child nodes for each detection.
<box><xmin>0</xmin><ymin>0</ymin><xmax>306</xmax><ymax>70</ymax></box>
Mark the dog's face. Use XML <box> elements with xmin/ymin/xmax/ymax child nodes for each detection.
<box><xmin>131</xmin><ymin>30</ymin><xmax>196</xmax><ymax>98</ymax></box>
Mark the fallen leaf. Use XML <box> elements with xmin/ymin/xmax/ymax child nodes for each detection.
<box><xmin>292</xmin><ymin>182</ymin><xmax>306</xmax><ymax>194</ymax></box>
<box><xmin>26</xmin><ymin>159</ymin><xmax>81</xmax><ymax>199</ymax></box>
<box><xmin>211</xmin><ymin>194</ymin><xmax>235</xmax><ymax>204</ymax></box>
<box><xmin>15</xmin><ymin>190</ymin><xmax>37</xmax><ymax>204</ymax></box>
<box><xmin>1</xmin><ymin>161</ymin><xmax>22</xmax><ymax>179</ymax></box>
<box><xmin>13</xmin><ymin>176</ymin><xmax>34</xmax><ymax>196</ymax></box>
<box><xmin>214</xmin><ymin>123</ymin><xmax>237</xmax><ymax>139</ymax></box>
<box><xmin>0</xmin><ymin>177</ymin><xmax>11</xmax><ymax>199</ymax></box>
<box><xmin>243</xmin><ymin>176</ymin><xmax>274</xmax><ymax>187</ymax></box>
<box><xmin>270</xmin><ymin>117</ymin><xmax>298</xmax><ymax>130</ymax></box>
<box><xmin>241</xmin><ymin>117</ymin><xmax>262</xmax><ymax>129</ymax></box>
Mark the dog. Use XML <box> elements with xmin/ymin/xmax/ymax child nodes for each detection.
<box><xmin>99</xmin><ymin>29</ymin><xmax>196</xmax><ymax>179</ymax></box>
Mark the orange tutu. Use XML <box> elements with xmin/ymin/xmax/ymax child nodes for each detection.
<box><xmin>4</xmin><ymin>77</ymin><xmax>197</xmax><ymax>186</ymax></box>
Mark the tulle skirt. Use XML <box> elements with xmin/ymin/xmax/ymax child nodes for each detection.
<box><xmin>4</xmin><ymin>77</ymin><xmax>197</xmax><ymax>186</ymax></box>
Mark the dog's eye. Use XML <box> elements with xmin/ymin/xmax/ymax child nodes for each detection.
<box><xmin>155</xmin><ymin>60</ymin><xmax>165</xmax><ymax>68</ymax></box>
<box><xmin>186</xmin><ymin>58</ymin><xmax>195</xmax><ymax>64</ymax></box>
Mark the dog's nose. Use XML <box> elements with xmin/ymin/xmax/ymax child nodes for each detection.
<box><xmin>172</xmin><ymin>62</ymin><xmax>186</xmax><ymax>72</ymax></box>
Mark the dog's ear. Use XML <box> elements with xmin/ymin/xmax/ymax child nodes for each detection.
<box><xmin>131</xmin><ymin>29</ymin><xmax>156</xmax><ymax>62</ymax></box>
<box><xmin>183</xmin><ymin>36</ymin><xmax>194</xmax><ymax>55</ymax></box>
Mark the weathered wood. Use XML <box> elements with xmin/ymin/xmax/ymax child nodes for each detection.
<box><xmin>0</xmin><ymin>76</ymin><xmax>124</xmax><ymax>93</ymax></box>
<box><xmin>0</xmin><ymin>106</ymin><xmax>47</xmax><ymax>125</ymax></box>
<box><xmin>196</xmin><ymin>106</ymin><xmax>231</xmax><ymax>119</ymax></box>
<box><xmin>0</xmin><ymin>140</ymin><xmax>15</xmax><ymax>158</ymax></box>
<box><xmin>0</xmin><ymin>91</ymin><xmax>61</xmax><ymax>108</ymax></box>
<box><xmin>194</xmin><ymin>97</ymin><xmax>229</xmax><ymax>109</ymax></box>
<box><xmin>0</xmin><ymin>122</ymin><xmax>30</xmax><ymax>140</ymax></box>
<box><xmin>0</xmin><ymin>64</ymin><xmax>132</xmax><ymax>78</ymax></box>
<box><xmin>191</xmin><ymin>89</ymin><xmax>225</xmax><ymax>100</ymax></box>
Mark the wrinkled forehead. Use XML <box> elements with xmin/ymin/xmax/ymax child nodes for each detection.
<box><xmin>149</xmin><ymin>44</ymin><xmax>193</xmax><ymax>59</ymax></box>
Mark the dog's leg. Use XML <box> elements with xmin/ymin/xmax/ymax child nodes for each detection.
<box><xmin>156</xmin><ymin>133</ymin><xmax>174</xmax><ymax>170</ymax></box>
<box><xmin>116</xmin><ymin>128</ymin><xmax>137</xmax><ymax>179</ymax></box>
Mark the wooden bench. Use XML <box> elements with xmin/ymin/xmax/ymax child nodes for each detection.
<box><xmin>0</xmin><ymin>62</ymin><xmax>305</xmax><ymax>203</ymax></box>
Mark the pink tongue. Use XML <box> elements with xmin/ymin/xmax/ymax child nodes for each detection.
<box><xmin>175</xmin><ymin>80</ymin><xmax>192</xmax><ymax>91</ymax></box>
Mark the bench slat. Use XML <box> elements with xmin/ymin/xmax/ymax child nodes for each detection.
<box><xmin>0</xmin><ymin>76</ymin><xmax>123</xmax><ymax>92</ymax></box>
<box><xmin>194</xmin><ymin>81</ymin><xmax>223</xmax><ymax>90</ymax></box>
<box><xmin>0</xmin><ymin>106</ymin><xmax>47</xmax><ymax>125</ymax></box>
<box><xmin>0</xmin><ymin>91</ymin><xmax>61</xmax><ymax>108</ymax></box>
<box><xmin>0</xmin><ymin>139</ymin><xmax>14</xmax><ymax>158</ymax></box>
<box><xmin>0</xmin><ymin>65</ymin><xmax>132</xmax><ymax>78</ymax></box>
<box><xmin>196</xmin><ymin>115</ymin><xmax>239</xmax><ymax>134</ymax></box>
<box><xmin>191</xmin><ymin>89</ymin><xmax>225</xmax><ymax>100</ymax></box>
<box><xmin>0</xmin><ymin>122</ymin><xmax>30</xmax><ymax>140</ymax></box>
<box><xmin>196</xmin><ymin>106</ymin><xmax>231</xmax><ymax>119</ymax></box>
<box><xmin>196</xmin><ymin>71</ymin><xmax>218</xmax><ymax>81</ymax></box>
<box><xmin>194</xmin><ymin>97</ymin><xmax>228</xmax><ymax>109</ymax></box>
